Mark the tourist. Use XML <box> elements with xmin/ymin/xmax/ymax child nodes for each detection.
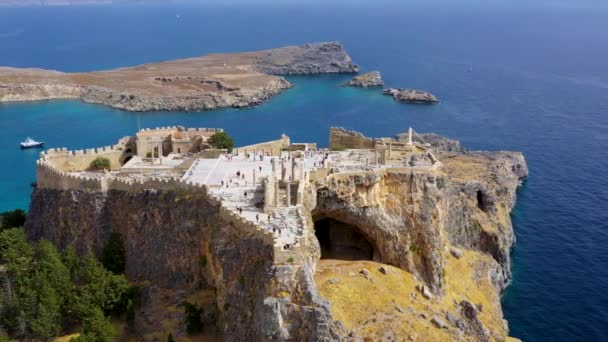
<box><xmin>259</xmin><ymin>166</ymin><xmax>262</xmax><ymax>172</ymax></box>
<box><xmin>244</xmin><ymin>191</ymin><xmax>247</xmax><ymax>198</ymax></box>
<box><xmin>256</xmin><ymin>214</ymin><xmax>259</xmax><ymax>222</ymax></box>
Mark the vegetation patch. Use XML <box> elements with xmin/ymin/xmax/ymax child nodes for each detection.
<box><xmin>0</xmin><ymin>209</ymin><xmax>27</xmax><ymax>231</ymax></box>
<box><xmin>330</xmin><ymin>144</ymin><xmax>346</xmax><ymax>151</ymax></box>
<box><xmin>183</xmin><ymin>302</ymin><xmax>204</xmax><ymax>335</ymax></box>
<box><xmin>0</xmin><ymin>228</ymin><xmax>130</xmax><ymax>341</ymax></box>
<box><xmin>208</xmin><ymin>131</ymin><xmax>234</xmax><ymax>152</ymax></box>
<box><xmin>90</xmin><ymin>157</ymin><xmax>111</xmax><ymax>170</ymax></box>
<box><xmin>101</xmin><ymin>232</ymin><xmax>126</xmax><ymax>274</ymax></box>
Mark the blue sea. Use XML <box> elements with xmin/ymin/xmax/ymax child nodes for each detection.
<box><xmin>1</xmin><ymin>1</ymin><xmax>607</xmax><ymax>340</ymax></box>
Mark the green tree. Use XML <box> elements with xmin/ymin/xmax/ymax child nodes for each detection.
<box><xmin>208</xmin><ymin>131</ymin><xmax>234</xmax><ymax>152</ymax></box>
<box><xmin>0</xmin><ymin>209</ymin><xmax>27</xmax><ymax>231</ymax></box>
<box><xmin>101</xmin><ymin>232</ymin><xmax>125</xmax><ymax>274</ymax></box>
<box><xmin>90</xmin><ymin>157</ymin><xmax>111</xmax><ymax>170</ymax></box>
<box><xmin>0</xmin><ymin>228</ymin><xmax>33</xmax><ymax>338</ymax></box>
<box><xmin>70</xmin><ymin>308</ymin><xmax>114</xmax><ymax>342</ymax></box>
<box><xmin>0</xmin><ymin>229</ymin><xmax>130</xmax><ymax>341</ymax></box>
<box><xmin>69</xmin><ymin>252</ymin><xmax>129</xmax><ymax>318</ymax></box>
<box><xmin>26</xmin><ymin>240</ymin><xmax>71</xmax><ymax>339</ymax></box>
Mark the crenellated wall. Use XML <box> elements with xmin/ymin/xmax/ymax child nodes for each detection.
<box><xmin>29</xmin><ymin>146</ymin><xmax>352</xmax><ymax>341</ymax></box>
<box><xmin>40</xmin><ymin>136</ymin><xmax>135</xmax><ymax>172</ymax></box>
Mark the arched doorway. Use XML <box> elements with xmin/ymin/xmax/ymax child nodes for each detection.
<box><xmin>314</xmin><ymin>218</ymin><xmax>377</xmax><ymax>261</ymax></box>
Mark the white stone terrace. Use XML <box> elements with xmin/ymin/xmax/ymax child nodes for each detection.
<box><xmin>180</xmin><ymin>146</ymin><xmax>441</xmax><ymax>250</ymax></box>
<box><xmin>182</xmin><ymin>151</ymin><xmax>312</xmax><ymax>249</ymax></box>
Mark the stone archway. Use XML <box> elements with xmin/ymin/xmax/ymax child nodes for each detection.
<box><xmin>314</xmin><ymin>217</ymin><xmax>378</xmax><ymax>261</ymax></box>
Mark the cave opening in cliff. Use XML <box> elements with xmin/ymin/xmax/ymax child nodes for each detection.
<box><xmin>314</xmin><ymin>218</ymin><xmax>376</xmax><ymax>261</ymax></box>
<box><xmin>476</xmin><ymin>190</ymin><xmax>487</xmax><ymax>212</ymax></box>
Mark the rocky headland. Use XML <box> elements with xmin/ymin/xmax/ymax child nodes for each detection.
<box><xmin>24</xmin><ymin>126</ymin><xmax>527</xmax><ymax>341</ymax></box>
<box><xmin>343</xmin><ymin>71</ymin><xmax>384</xmax><ymax>87</ymax></box>
<box><xmin>0</xmin><ymin>42</ymin><xmax>357</xmax><ymax>112</ymax></box>
<box><xmin>383</xmin><ymin>88</ymin><xmax>439</xmax><ymax>104</ymax></box>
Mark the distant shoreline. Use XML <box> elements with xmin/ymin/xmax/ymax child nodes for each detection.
<box><xmin>0</xmin><ymin>0</ymin><xmax>179</xmax><ymax>6</ymax></box>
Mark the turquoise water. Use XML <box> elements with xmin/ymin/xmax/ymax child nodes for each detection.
<box><xmin>1</xmin><ymin>1</ymin><xmax>608</xmax><ymax>340</ymax></box>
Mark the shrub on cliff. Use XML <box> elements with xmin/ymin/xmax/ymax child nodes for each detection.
<box><xmin>208</xmin><ymin>131</ymin><xmax>234</xmax><ymax>152</ymax></box>
<box><xmin>101</xmin><ymin>232</ymin><xmax>126</xmax><ymax>274</ymax></box>
<box><xmin>0</xmin><ymin>209</ymin><xmax>26</xmax><ymax>231</ymax></box>
<box><xmin>90</xmin><ymin>157</ymin><xmax>111</xmax><ymax>170</ymax></box>
<box><xmin>183</xmin><ymin>301</ymin><xmax>204</xmax><ymax>334</ymax></box>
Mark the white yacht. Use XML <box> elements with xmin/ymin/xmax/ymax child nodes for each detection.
<box><xmin>20</xmin><ymin>137</ymin><xmax>44</xmax><ymax>149</ymax></box>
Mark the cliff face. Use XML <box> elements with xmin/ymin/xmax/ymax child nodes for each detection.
<box><xmin>0</xmin><ymin>42</ymin><xmax>356</xmax><ymax>112</ymax></box>
<box><xmin>25</xmin><ymin>129</ymin><xmax>527</xmax><ymax>341</ymax></box>
<box><xmin>26</xmin><ymin>186</ymin><xmax>346</xmax><ymax>341</ymax></box>
<box><xmin>316</xmin><ymin>138</ymin><xmax>527</xmax><ymax>295</ymax></box>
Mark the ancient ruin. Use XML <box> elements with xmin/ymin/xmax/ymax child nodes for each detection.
<box><xmin>26</xmin><ymin>126</ymin><xmax>527</xmax><ymax>341</ymax></box>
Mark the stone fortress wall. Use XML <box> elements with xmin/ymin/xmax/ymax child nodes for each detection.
<box><xmin>36</xmin><ymin>138</ymin><xmax>278</xmax><ymax>258</ymax></box>
<box><xmin>136</xmin><ymin>126</ymin><xmax>222</xmax><ymax>158</ymax></box>
<box><xmin>234</xmin><ymin>134</ymin><xmax>291</xmax><ymax>156</ymax></box>
<box><xmin>39</xmin><ymin>136</ymin><xmax>135</xmax><ymax>172</ymax></box>
<box><xmin>31</xmin><ymin>128</ymin><xmax>342</xmax><ymax>340</ymax></box>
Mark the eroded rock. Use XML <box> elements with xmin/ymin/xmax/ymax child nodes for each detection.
<box><xmin>382</xmin><ymin>88</ymin><xmax>439</xmax><ymax>103</ymax></box>
<box><xmin>343</xmin><ymin>71</ymin><xmax>384</xmax><ymax>87</ymax></box>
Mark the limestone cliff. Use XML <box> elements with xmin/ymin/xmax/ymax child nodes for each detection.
<box><xmin>26</xmin><ymin>187</ymin><xmax>346</xmax><ymax>341</ymax></box>
<box><xmin>25</xmin><ymin>128</ymin><xmax>527</xmax><ymax>341</ymax></box>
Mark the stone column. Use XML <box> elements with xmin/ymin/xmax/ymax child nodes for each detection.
<box><xmin>281</xmin><ymin>159</ymin><xmax>286</xmax><ymax>181</ymax></box>
<box><xmin>291</xmin><ymin>158</ymin><xmax>296</xmax><ymax>181</ymax></box>
<box><xmin>159</xmin><ymin>142</ymin><xmax>163</xmax><ymax>165</ymax></box>
<box><xmin>252</xmin><ymin>168</ymin><xmax>256</xmax><ymax>185</ymax></box>
<box><xmin>286</xmin><ymin>182</ymin><xmax>291</xmax><ymax>207</ymax></box>
<box><xmin>274</xmin><ymin>179</ymin><xmax>280</xmax><ymax>207</ymax></box>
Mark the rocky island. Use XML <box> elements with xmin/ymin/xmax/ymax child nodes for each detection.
<box><xmin>24</xmin><ymin>126</ymin><xmax>526</xmax><ymax>341</ymax></box>
<box><xmin>343</xmin><ymin>71</ymin><xmax>384</xmax><ymax>87</ymax></box>
<box><xmin>383</xmin><ymin>88</ymin><xmax>439</xmax><ymax>104</ymax></box>
<box><xmin>0</xmin><ymin>42</ymin><xmax>357</xmax><ymax>111</ymax></box>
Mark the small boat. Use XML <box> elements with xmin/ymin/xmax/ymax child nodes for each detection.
<box><xmin>20</xmin><ymin>137</ymin><xmax>44</xmax><ymax>149</ymax></box>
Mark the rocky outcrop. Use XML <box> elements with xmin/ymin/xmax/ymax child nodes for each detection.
<box><xmin>78</xmin><ymin>77</ymin><xmax>291</xmax><ymax>112</ymax></box>
<box><xmin>253</xmin><ymin>42</ymin><xmax>358</xmax><ymax>75</ymax></box>
<box><xmin>313</xmin><ymin>149</ymin><xmax>526</xmax><ymax>294</ymax></box>
<box><xmin>382</xmin><ymin>88</ymin><xmax>439</xmax><ymax>103</ymax></box>
<box><xmin>343</xmin><ymin>71</ymin><xmax>383</xmax><ymax>87</ymax></box>
<box><xmin>0</xmin><ymin>42</ymin><xmax>356</xmax><ymax>112</ymax></box>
